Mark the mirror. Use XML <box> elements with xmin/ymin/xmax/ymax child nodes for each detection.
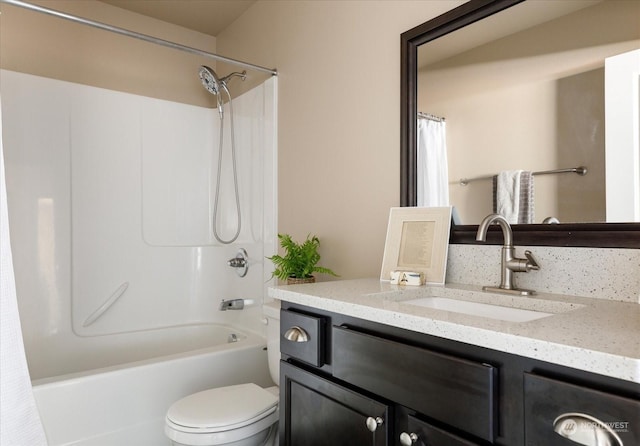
<box><xmin>400</xmin><ymin>0</ymin><xmax>640</xmax><ymax>248</ymax></box>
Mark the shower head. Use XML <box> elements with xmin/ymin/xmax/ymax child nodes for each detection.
<box><xmin>198</xmin><ymin>66</ymin><xmax>247</xmax><ymax>96</ymax></box>
<box><xmin>199</xmin><ymin>65</ymin><xmax>223</xmax><ymax>96</ymax></box>
<box><xmin>199</xmin><ymin>66</ymin><xmax>247</xmax><ymax>119</ymax></box>
<box><xmin>199</xmin><ymin>65</ymin><xmax>228</xmax><ymax>118</ymax></box>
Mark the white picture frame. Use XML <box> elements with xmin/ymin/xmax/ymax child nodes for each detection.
<box><xmin>380</xmin><ymin>206</ymin><xmax>452</xmax><ymax>285</ymax></box>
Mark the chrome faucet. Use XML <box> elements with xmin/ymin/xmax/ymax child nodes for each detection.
<box><xmin>219</xmin><ymin>299</ymin><xmax>245</xmax><ymax>311</ymax></box>
<box><xmin>476</xmin><ymin>214</ymin><xmax>540</xmax><ymax>296</ymax></box>
<box><xmin>227</xmin><ymin>248</ymin><xmax>249</xmax><ymax>277</ymax></box>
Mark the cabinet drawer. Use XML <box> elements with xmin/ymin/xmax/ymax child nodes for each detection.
<box><xmin>402</xmin><ymin>414</ymin><xmax>481</xmax><ymax>446</ymax></box>
<box><xmin>332</xmin><ymin>326</ymin><xmax>497</xmax><ymax>442</ymax></box>
<box><xmin>280</xmin><ymin>309</ymin><xmax>326</xmax><ymax>367</ymax></box>
<box><xmin>524</xmin><ymin>373</ymin><xmax>640</xmax><ymax>446</ymax></box>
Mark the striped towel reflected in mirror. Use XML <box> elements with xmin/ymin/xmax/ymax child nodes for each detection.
<box><xmin>493</xmin><ymin>170</ymin><xmax>535</xmax><ymax>224</ymax></box>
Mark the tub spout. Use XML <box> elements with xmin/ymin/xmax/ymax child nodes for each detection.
<box><xmin>219</xmin><ymin>299</ymin><xmax>244</xmax><ymax>311</ymax></box>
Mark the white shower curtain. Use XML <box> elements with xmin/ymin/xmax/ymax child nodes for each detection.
<box><xmin>417</xmin><ymin>117</ymin><xmax>449</xmax><ymax>207</ymax></box>
<box><xmin>0</xmin><ymin>95</ymin><xmax>48</xmax><ymax>445</ymax></box>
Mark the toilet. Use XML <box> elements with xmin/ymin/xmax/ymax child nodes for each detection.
<box><xmin>165</xmin><ymin>302</ymin><xmax>281</xmax><ymax>446</ymax></box>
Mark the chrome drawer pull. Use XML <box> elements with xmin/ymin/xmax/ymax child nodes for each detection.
<box><xmin>284</xmin><ymin>326</ymin><xmax>309</xmax><ymax>342</ymax></box>
<box><xmin>553</xmin><ymin>413</ymin><xmax>623</xmax><ymax>446</ymax></box>
<box><xmin>399</xmin><ymin>432</ymin><xmax>418</xmax><ymax>445</ymax></box>
<box><xmin>365</xmin><ymin>416</ymin><xmax>384</xmax><ymax>432</ymax></box>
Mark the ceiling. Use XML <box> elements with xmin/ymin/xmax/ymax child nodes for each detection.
<box><xmin>418</xmin><ymin>0</ymin><xmax>602</xmax><ymax>67</ymax></box>
<box><xmin>99</xmin><ymin>0</ymin><xmax>257</xmax><ymax>36</ymax></box>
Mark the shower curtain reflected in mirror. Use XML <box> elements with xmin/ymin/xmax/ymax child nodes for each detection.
<box><xmin>417</xmin><ymin>116</ymin><xmax>449</xmax><ymax>207</ymax></box>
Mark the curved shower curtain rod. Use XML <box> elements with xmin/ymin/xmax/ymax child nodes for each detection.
<box><xmin>0</xmin><ymin>0</ymin><xmax>278</xmax><ymax>76</ymax></box>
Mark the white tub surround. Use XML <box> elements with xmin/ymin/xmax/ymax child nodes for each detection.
<box><xmin>1</xmin><ymin>69</ymin><xmax>277</xmax><ymax>348</ymax></box>
<box><xmin>0</xmin><ymin>95</ymin><xmax>47</xmax><ymax>446</ymax></box>
<box><xmin>269</xmin><ymin>278</ymin><xmax>640</xmax><ymax>383</ymax></box>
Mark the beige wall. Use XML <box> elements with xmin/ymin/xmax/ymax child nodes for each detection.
<box><xmin>217</xmin><ymin>1</ymin><xmax>463</xmax><ymax>279</ymax></box>
<box><xmin>0</xmin><ymin>0</ymin><xmax>219</xmax><ymax>107</ymax></box>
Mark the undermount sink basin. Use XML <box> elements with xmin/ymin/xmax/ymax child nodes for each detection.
<box><xmin>403</xmin><ymin>297</ymin><xmax>553</xmax><ymax>322</ymax></box>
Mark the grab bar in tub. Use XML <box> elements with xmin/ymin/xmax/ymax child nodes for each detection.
<box><xmin>82</xmin><ymin>282</ymin><xmax>129</xmax><ymax>327</ymax></box>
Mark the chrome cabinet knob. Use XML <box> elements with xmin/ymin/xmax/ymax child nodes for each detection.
<box><xmin>399</xmin><ymin>432</ymin><xmax>418</xmax><ymax>445</ymax></box>
<box><xmin>284</xmin><ymin>326</ymin><xmax>309</xmax><ymax>342</ymax></box>
<box><xmin>365</xmin><ymin>416</ymin><xmax>384</xmax><ymax>432</ymax></box>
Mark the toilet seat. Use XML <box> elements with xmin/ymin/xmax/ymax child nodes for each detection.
<box><xmin>165</xmin><ymin>383</ymin><xmax>279</xmax><ymax>446</ymax></box>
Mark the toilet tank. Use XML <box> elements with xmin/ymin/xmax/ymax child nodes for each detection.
<box><xmin>263</xmin><ymin>301</ymin><xmax>281</xmax><ymax>385</ymax></box>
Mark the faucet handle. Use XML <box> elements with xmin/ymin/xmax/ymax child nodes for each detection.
<box><xmin>524</xmin><ymin>250</ymin><xmax>540</xmax><ymax>271</ymax></box>
<box><xmin>228</xmin><ymin>248</ymin><xmax>249</xmax><ymax>277</ymax></box>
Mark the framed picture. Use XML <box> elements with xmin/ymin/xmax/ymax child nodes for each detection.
<box><xmin>380</xmin><ymin>206</ymin><xmax>452</xmax><ymax>285</ymax></box>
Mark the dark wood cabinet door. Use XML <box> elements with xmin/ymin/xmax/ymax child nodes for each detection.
<box><xmin>281</xmin><ymin>361</ymin><xmax>390</xmax><ymax>446</ymax></box>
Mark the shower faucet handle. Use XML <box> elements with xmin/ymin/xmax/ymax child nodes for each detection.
<box><xmin>228</xmin><ymin>257</ymin><xmax>246</xmax><ymax>268</ymax></box>
<box><xmin>227</xmin><ymin>249</ymin><xmax>249</xmax><ymax>277</ymax></box>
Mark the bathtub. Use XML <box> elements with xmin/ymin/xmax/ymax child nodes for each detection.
<box><xmin>31</xmin><ymin>324</ymin><xmax>272</xmax><ymax>446</ymax></box>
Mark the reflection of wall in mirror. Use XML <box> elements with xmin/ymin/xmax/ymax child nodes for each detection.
<box><xmin>605</xmin><ymin>49</ymin><xmax>640</xmax><ymax>223</ymax></box>
<box><xmin>417</xmin><ymin>0</ymin><xmax>639</xmax><ymax>225</ymax></box>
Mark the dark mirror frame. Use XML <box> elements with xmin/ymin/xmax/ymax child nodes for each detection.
<box><xmin>400</xmin><ymin>0</ymin><xmax>640</xmax><ymax>248</ymax></box>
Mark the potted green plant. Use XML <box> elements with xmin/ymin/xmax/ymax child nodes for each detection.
<box><xmin>268</xmin><ymin>234</ymin><xmax>338</xmax><ymax>284</ymax></box>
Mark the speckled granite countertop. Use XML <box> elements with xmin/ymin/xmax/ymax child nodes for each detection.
<box><xmin>269</xmin><ymin>278</ymin><xmax>640</xmax><ymax>383</ymax></box>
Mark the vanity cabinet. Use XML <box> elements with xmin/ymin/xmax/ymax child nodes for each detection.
<box><xmin>278</xmin><ymin>304</ymin><xmax>640</xmax><ymax>446</ymax></box>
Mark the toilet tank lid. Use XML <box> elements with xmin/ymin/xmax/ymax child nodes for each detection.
<box><xmin>167</xmin><ymin>383</ymin><xmax>278</xmax><ymax>431</ymax></box>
